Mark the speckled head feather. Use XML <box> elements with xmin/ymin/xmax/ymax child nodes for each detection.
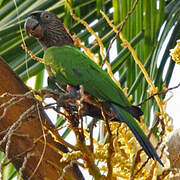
<box><xmin>25</xmin><ymin>11</ymin><xmax>74</xmax><ymax>51</ymax></box>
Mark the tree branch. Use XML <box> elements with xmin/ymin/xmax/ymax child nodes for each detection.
<box><xmin>0</xmin><ymin>57</ymin><xmax>84</xmax><ymax>180</ymax></box>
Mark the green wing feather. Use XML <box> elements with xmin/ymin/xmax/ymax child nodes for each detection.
<box><xmin>44</xmin><ymin>45</ymin><xmax>130</xmax><ymax>106</ymax></box>
<box><xmin>43</xmin><ymin>45</ymin><xmax>163</xmax><ymax>165</ymax></box>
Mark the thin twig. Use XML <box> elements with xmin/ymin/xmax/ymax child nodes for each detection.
<box><xmin>58</xmin><ymin>159</ymin><xmax>76</xmax><ymax>180</ymax></box>
<box><xmin>28</xmin><ymin>103</ymin><xmax>47</xmax><ymax>180</ymax></box>
<box><xmin>21</xmin><ymin>44</ymin><xmax>44</xmax><ymax>63</ymax></box>
<box><xmin>0</xmin><ymin>91</ymin><xmax>35</xmax><ymax>121</ymax></box>
<box><xmin>137</xmin><ymin>83</ymin><xmax>180</xmax><ymax>106</ymax></box>
<box><xmin>90</xmin><ymin>120</ymin><xmax>95</xmax><ymax>152</ymax></box>
<box><xmin>134</xmin><ymin>158</ymin><xmax>149</xmax><ymax>176</ymax></box>
<box><xmin>43</xmin><ymin>125</ymin><xmax>78</xmax><ymax>151</ymax></box>
<box><xmin>130</xmin><ymin>152</ymin><xmax>139</xmax><ymax>180</ymax></box>
<box><xmin>18</xmin><ymin>152</ymin><xmax>35</xmax><ymax>180</ymax></box>
<box><xmin>148</xmin><ymin>115</ymin><xmax>161</xmax><ymax>139</ymax></box>
<box><xmin>101</xmin><ymin>107</ymin><xmax>113</xmax><ymax>179</ymax></box>
<box><xmin>135</xmin><ymin>114</ymin><xmax>165</xmax><ymax>176</ymax></box>
<box><xmin>0</xmin><ymin>105</ymin><xmax>36</xmax><ymax>149</ymax></box>
<box><xmin>133</xmin><ymin>115</ymin><xmax>161</xmax><ymax>177</ymax></box>
<box><xmin>2</xmin><ymin>145</ymin><xmax>35</xmax><ymax>167</ymax></box>
<box><xmin>157</xmin><ymin>168</ymin><xmax>173</xmax><ymax>180</ymax></box>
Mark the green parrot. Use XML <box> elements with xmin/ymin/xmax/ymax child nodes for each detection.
<box><xmin>25</xmin><ymin>11</ymin><xmax>163</xmax><ymax>165</ymax></box>
<box><xmin>43</xmin><ymin>45</ymin><xmax>163</xmax><ymax>165</ymax></box>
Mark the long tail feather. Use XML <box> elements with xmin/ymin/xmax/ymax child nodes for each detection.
<box><xmin>110</xmin><ymin>101</ymin><xmax>143</xmax><ymax>121</ymax></box>
<box><xmin>110</xmin><ymin>103</ymin><xmax>163</xmax><ymax>166</ymax></box>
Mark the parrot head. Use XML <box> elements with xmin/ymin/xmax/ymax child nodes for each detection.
<box><xmin>24</xmin><ymin>11</ymin><xmax>73</xmax><ymax>50</ymax></box>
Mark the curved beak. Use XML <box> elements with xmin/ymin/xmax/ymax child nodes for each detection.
<box><xmin>24</xmin><ymin>17</ymin><xmax>42</xmax><ymax>38</ymax></box>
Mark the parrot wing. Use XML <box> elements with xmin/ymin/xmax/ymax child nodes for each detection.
<box><xmin>44</xmin><ymin>45</ymin><xmax>130</xmax><ymax>106</ymax></box>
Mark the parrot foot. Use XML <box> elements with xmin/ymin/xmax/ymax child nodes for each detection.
<box><xmin>57</xmin><ymin>93</ymin><xmax>76</xmax><ymax>107</ymax></box>
<box><xmin>57</xmin><ymin>85</ymin><xmax>79</xmax><ymax>107</ymax></box>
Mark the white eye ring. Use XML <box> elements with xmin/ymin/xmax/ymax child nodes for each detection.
<box><xmin>42</xmin><ymin>12</ymin><xmax>50</xmax><ymax>20</ymax></box>
<box><xmin>45</xmin><ymin>14</ymin><xmax>49</xmax><ymax>19</ymax></box>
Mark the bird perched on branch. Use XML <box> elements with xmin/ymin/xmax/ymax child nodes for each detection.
<box><xmin>25</xmin><ymin>11</ymin><xmax>163</xmax><ymax>165</ymax></box>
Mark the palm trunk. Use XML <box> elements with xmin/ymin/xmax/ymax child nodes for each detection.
<box><xmin>0</xmin><ymin>57</ymin><xmax>84</xmax><ymax>180</ymax></box>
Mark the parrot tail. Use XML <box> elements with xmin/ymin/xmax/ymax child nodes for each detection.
<box><xmin>110</xmin><ymin>103</ymin><xmax>163</xmax><ymax>166</ymax></box>
<box><xmin>110</xmin><ymin>101</ymin><xmax>143</xmax><ymax>121</ymax></box>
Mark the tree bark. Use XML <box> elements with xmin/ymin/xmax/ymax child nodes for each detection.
<box><xmin>0</xmin><ymin>57</ymin><xmax>84</xmax><ymax>180</ymax></box>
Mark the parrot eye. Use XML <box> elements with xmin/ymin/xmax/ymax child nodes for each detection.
<box><xmin>45</xmin><ymin>14</ymin><xmax>49</xmax><ymax>19</ymax></box>
<box><xmin>41</xmin><ymin>12</ymin><xmax>51</xmax><ymax>20</ymax></box>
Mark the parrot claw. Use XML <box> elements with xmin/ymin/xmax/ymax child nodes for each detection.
<box><xmin>57</xmin><ymin>85</ymin><xmax>79</xmax><ymax>107</ymax></box>
<box><xmin>57</xmin><ymin>93</ymin><xmax>76</xmax><ymax>107</ymax></box>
